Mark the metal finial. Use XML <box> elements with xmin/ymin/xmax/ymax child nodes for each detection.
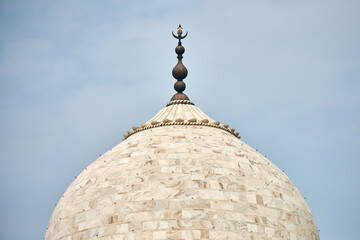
<box><xmin>171</xmin><ymin>25</ymin><xmax>189</xmax><ymax>101</ymax></box>
<box><xmin>177</xmin><ymin>24</ymin><xmax>183</xmax><ymax>36</ymax></box>
<box><xmin>172</xmin><ymin>24</ymin><xmax>188</xmax><ymax>40</ymax></box>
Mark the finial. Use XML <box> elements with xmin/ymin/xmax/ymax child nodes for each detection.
<box><xmin>172</xmin><ymin>24</ymin><xmax>188</xmax><ymax>40</ymax></box>
<box><xmin>171</xmin><ymin>24</ymin><xmax>189</xmax><ymax>101</ymax></box>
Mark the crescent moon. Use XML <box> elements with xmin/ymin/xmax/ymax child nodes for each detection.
<box><xmin>172</xmin><ymin>31</ymin><xmax>188</xmax><ymax>39</ymax></box>
<box><xmin>172</xmin><ymin>31</ymin><xmax>178</xmax><ymax>39</ymax></box>
<box><xmin>181</xmin><ymin>31</ymin><xmax>188</xmax><ymax>39</ymax></box>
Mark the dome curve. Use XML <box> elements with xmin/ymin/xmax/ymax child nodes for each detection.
<box><xmin>45</xmin><ymin>103</ymin><xmax>319</xmax><ymax>240</ymax></box>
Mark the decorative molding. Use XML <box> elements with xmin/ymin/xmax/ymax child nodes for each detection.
<box><xmin>123</xmin><ymin>121</ymin><xmax>240</xmax><ymax>141</ymax></box>
<box><xmin>166</xmin><ymin>99</ymin><xmax>195</xmax><ymax>107</ymax></box>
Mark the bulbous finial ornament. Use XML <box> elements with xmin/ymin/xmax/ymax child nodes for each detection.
<box><xmin>171</xmin><ymin>24</ymin><xmax>189</xmax><ymax>101</ymax></box>
<box><xmin>177</xmin><ymin>24</ymin><xmax>183</xmax><ymax>36</ymax></box>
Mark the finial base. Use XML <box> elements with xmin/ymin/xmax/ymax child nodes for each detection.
<box><xmin>171</xmin><ymin>93</ymin><xmax>189</xmax><ymax>101</ymax></box>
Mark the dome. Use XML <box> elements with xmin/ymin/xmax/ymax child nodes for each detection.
<box><xmin>45</xmin><ymin>25</ymin><xmax>319</xmax><ymax>240</ymax></box>
<box><xmin>45</xmin><ymin>102</ymin><xmax>319</xmax><ymax>240</ymax></box>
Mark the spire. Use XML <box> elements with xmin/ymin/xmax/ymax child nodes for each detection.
<box><xmin>171</xmin><ymin>24</ymin><xmax>189</xmax><ymax>101</ymax></box>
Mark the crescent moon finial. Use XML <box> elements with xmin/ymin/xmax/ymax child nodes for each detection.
<box><xmin>170</xmin><ymin>25</ymin><xmax>189</xmax><ymax>102</ymax></box>
<box><xmin>172</xmin><ymin>24</ymin><xmax>188</xmax><ymax>40</ymax></box>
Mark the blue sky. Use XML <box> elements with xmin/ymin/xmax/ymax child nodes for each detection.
<box><xmin>0</xmin><ymin>0</ymin><xmax>359</xmax><ymax>239</ymax></box>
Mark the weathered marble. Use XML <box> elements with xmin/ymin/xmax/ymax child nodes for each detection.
<box><xmin>45</xmin><ymin>102</ymin><xmax>319</xmax><ymax>240</ymax></box>
<box><xmin>124</xmin><ymin>101</ymin><xmax>240</xmax><ymax>140</ymax></box>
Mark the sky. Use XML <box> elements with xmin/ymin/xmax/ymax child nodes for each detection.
<box><xmin>0</xmin><ymin>0</ymin><xmax>359</xmax><ymax>239</ymax></box>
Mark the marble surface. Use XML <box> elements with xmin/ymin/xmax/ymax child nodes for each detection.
<box><xmin>124</xmin><ymin>101</ymin><xmax>239</xmax><ymax>140</ymax></box>
<box><xmin>45</xmin><ymin>104</ymin><xmax>319</xmax><ymax>240</ymax></box>
<box><xmin>146</xmin><ymin>102</ymin><xmax>216</xmax><ymax>124</ymax></box>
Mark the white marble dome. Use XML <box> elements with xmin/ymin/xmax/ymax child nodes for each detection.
<box><xmin>45</xmin><ymin>100</ymin><xmax>319</xmax><ymax>240</ymax></box>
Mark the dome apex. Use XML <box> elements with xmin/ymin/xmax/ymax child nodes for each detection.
<box><xmin>123</xmin><ymin>100</ymin><xmax>240</xmax><ymax>140</ymax></box>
